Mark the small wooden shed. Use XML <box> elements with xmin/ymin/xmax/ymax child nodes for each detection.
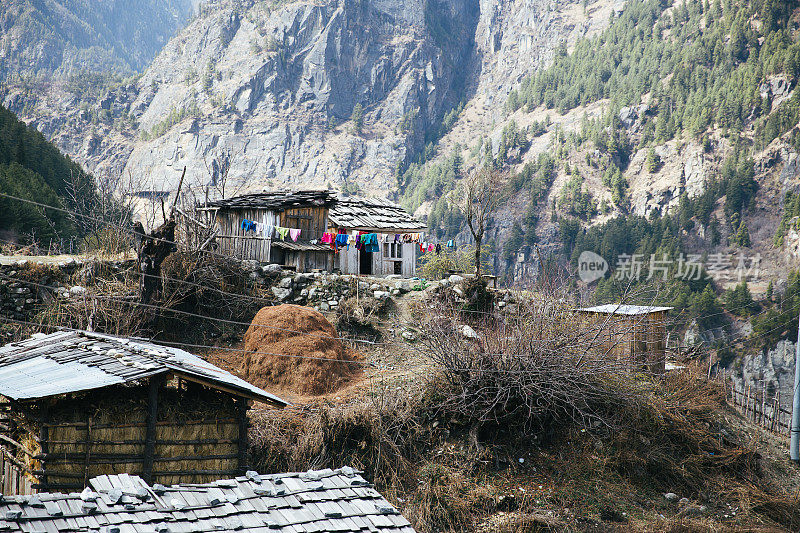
<box><xmin>196</xmin><ymin>190</ymin><xmax>337</xmax><ymax>271</ymax></box>
<box><xmin>577</xmin><ymin>304</ymin><xmax>672</xmax><ymax>374</ymax></box>
<box><xmin>0</xmin><ymin>331</ymin><xmax>287</xmax><ymax>494</ymax></box>
<box><xmin>328</xmin><ymin>197</ymin><xmax>426</xmax><ymax>277</ymax></box>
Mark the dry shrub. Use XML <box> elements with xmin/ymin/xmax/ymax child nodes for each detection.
<box><xmin>36</xmin><ymin>276</ymin><xmax>150</xmax><ymax>336</ymax></box>
<box><xmin>249</xmin><ymin>390</ymin><xmax>428</xmax><ymax>488</ymax></box>
<box><xmin>408</xmin><ymin>463</ymin><xmax>479</xmax><ymax>532</ymax></box>
<box><xmin>242</xmin><ymin>305</ymin><xmax>361</xmax><ymax>395</ymax></box>
<box><xmin>159</xmin><ymin>251</ymin><xmax>265</xmax><ymax>328</ymax></box>
<box><xmin>418</xmin><ymin>298</ymin><xmax>641</xmax><ymax>436</ymax></box>
<box><xmin>335</xmin><ymin>295</ymin><xmax>393</xmax><ymax>341</ymax></box>
<box><xmin>608</xmin><ymin>371</ymin><xmax>760</xmax><ymax>495</ymax></box>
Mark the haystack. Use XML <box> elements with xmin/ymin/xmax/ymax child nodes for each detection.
<box><xmin>242</xmin><ymin>305</ymin><xmax>361</xmax><ymax>395</ymax></box>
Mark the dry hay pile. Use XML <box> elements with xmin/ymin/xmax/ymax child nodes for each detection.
<box><xmin>242</xmin><ymin>305</ymin><xmax>361</xmax><ymax>395</ymax></box>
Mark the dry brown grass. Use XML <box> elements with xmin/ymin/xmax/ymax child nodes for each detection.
<box><xmin>242</xmin><ymin>305</ymin><xmax>362</xmax><ymax>395</ymax></box>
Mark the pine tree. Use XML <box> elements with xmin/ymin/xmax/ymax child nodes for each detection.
<box><xmin>733</xmin><ymin>219</ymin><xmax>751</xmax><ymax>247</ymax></box>
<box><xmin>350</xmin><ymin>103</ymin><xmax>364</xmax><ymax>134</ymax></box>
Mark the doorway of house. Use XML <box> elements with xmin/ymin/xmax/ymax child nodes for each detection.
<box><xmin>359</xmin><ymin>247</ymin><xmax>372</xmax><ymax>275</ymax></box>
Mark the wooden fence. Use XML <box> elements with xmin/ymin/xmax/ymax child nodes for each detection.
<box><xmin>727</xmin><ymin>379</ymin><xmax>792</xmax><ymax>437</ymax></box>
<box><xmin>0</xmin><ymin>452</ymin><xmax>35</xmax><ymax>495</ymax></box>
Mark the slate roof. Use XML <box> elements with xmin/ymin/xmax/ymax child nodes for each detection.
<box><xmin>202</xmin><ymin>191</ymin><xmax>337</xmax><ymax>210</ymax></box>
<box><xmin>578</xmin><ymin>304</ymin><xmax>673</xmax><ymax>316</ymax></box>
<box><xmin>0</xmin><ymin>468</ymin><xmax>414</xmax><ymax>533</ymax></box>
<box><xmin>0</xmin><ymin>331</ymin><xmax>287</xmax><ymax>406</ymax></box>
<box><xmin>328</xmin><ymin>198</ymin><xmax>425</xmax><ymax>232</ymax></box>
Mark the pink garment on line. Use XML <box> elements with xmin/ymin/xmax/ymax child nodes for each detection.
<box><xmin>289</xmin><ymin>228</ymin><xmax>301</xmax><ymax>242</ymax></box>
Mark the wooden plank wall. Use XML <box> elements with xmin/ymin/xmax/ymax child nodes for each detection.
<box><xmin>39</xmin><ymin>417</ymin><xmax>240</xmax><ymax>490</ymax></box>
<box><xmin>335</xmin><ymin>234</ymin><xmax>417</xmax><ymax>277</ymax></box>
<box><xmin>0</xmin><ymin>453</ymin><xmax>35</xmax><ymax>495</ymax></box>
<box><xmin>214</xmin><ymin>208</ymin><xmax>277</xmax><ymax>262</ymax></box>
<box><xmin>582</xmin><ymin>312</ymin><xmax>667</xmax><ymax>373</ymax></box>
<box><xmin>280</xmin><ymin>207</ymin><xmax>328</xmax><ymax>241</ymax></box>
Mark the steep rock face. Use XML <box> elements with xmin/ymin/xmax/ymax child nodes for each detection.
<box><xmin>732</xmin><ymin>340</ymin><xmax>797</xmax><ymax>408</ymax></box>
<box><xmin>0</xmin><ymin>0</ymin><xmax>197</xmax><ymax>79</ymax></box>
<box><xmin>12</xmin><ymin>0</ymin><xmax>478</xmax><ymax>197</ymax></box>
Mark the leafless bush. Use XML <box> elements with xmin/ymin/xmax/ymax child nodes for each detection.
<box><xmin>418</xmin><ymin>297</ymin><xmax>643</xmax><ymax>437</ymax></box>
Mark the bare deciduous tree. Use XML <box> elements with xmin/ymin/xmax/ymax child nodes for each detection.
<box><xmin>454</xmin><ymin>167</ymin><xmax>504</xmax><ymax>277</ymax></box>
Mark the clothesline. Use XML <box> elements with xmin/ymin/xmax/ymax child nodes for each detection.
<box><xmin>240</xmin><ymin>218</ymin><xmax>302</xmax><ymax>242</ymax></box>
<box><xmin>239</xmin><ymin>217</ymin><xmax>457</xmax><ymax>254</ymax></box>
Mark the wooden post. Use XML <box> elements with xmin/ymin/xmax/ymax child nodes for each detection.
<box><xmin>39</xmin><ymin>404</ymin><xmax>49</xmax><ymax>490</ymax></box>
<box><xmin>83</xmin><ymin>416</ymin><xmax>93</xmax><ymax>487</ymax></box>
<box><xmin>142</xmin><ymin>377</ymin><xmax>161</xmax><ymax>484</ymax></box>
<box><xmin>237</xmin><ymin>398</ymin><xmax>249</xmax><ymax>475</ymax></box>
<box><xmin>761</xmin><ymin>383</ymin><xmax>767</xmax><ymax>426</ymax></box>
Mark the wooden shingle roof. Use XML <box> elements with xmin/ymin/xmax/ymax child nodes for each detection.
<box><xmin>0</xmin><ymin>468</ymin><xmax>415</xmax><ymax>532</ymax></box>
<box><xmin>202</xmin><ymin>190</ymin><xmax>337</xmax><ymax>210</ymax></box>
<box><xmin>328</xmin><ymin>197</ymin><xmax>425</xmax><ymax>232</ymax></box>
<box><xmin>0</xmin><ymin>331</ymin><xmax>287</xmax><ymax>406</ymax></box>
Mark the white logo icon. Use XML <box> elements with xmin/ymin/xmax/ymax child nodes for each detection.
<box><xmin>577</xmin><ymin>251</ymin><xmax>608</xmax><ymax>283</ymax></box>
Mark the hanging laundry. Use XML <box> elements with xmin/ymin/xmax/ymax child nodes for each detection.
<box><xmin>321</xmin><ymin>233</ymin><xmax>334</xmax><ymax>244</ymax></box>
<box><xmin>360</xmin><ymin>233</ymin><xmax>380</xmax><ymax>253</ymax></box>
<box><xmin>427</xmin><ymin>243</ymin><xmax>435</xmax><ymax>252</ymax></box>
<box><xmin>447</xmin><ymin>239</ymin><xmax>453</xmax><ymax>248</ymax></box>
<box><xmin>276</xmin><ymin>227</ymin><xmax>290</xmax><ymax>240</ymax></box>
<box><xmin>263</xmin><ymin>224</ymin><xmax>274</xmax><ymax>239</ymax></box>
<box><xmin>354</xmin><ymin>231</ymin><xmax>368</xmax><ymax>251</ymax></box>
<box><xmin>335</xmin><ymin>233</ymin><xmax>350</xmax><ymax>250</ymax></box>
<box><xmin>289</xmin><ymin>228</ymin><xmax>301</xmax><ymax>242</ymax></box>
<box><xmin>435</xmin><ymin>243</ymin><xmax>441</xmax><ymax>255</ymax></box>
<box><xmin>240</xmin><ymin>219</ymin><xmax>257</xmax><ymax>232</ymax></box>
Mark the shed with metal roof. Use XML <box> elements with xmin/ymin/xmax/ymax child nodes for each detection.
<box><xmin>577</xmin><ymin>304</ymin><xmax>673</xmax><ymax>374</ymax></box>
<box><xmin>0</xmin><ymin>331</ymin><xmax>287</xmax><ymax>495</ymax></box>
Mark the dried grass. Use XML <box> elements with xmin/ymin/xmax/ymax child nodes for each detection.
<box><xmin>249</xmin><ymin>389</ymin><xmax>428</xmax><ymax>489</ymax></box>
<box><xmin>242</xmin><ymin>305</ymin><xmax>361</xmax><ymax>395</ymax></box>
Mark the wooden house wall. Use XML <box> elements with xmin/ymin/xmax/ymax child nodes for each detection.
<box><xmin>0</xmin><ymin>384</ymin><xmax>244</xmax><ymax>494</ymax></box>
<box><xmin>333</xmin><ymin>233</ymin><xmax>416</xmax><ymax>277</ymax></box>
<box><xmin>281</xmin><ymin>251</ymin><xmax>334</xmax><ymax>272</ymax></box>
<box><xmin>279</xmin><ymin>207</ymin><xmax>328</xmax><ymax>241</ymax></box>
<box><xmin>210</xmin><ymin>206</ymin><xmax>332</xmax><ymax>272</ymax></box>
<box><xmin>213</xmin><ymin>208</ymin><xmax>277</xmax><ymax>263</ymax></box>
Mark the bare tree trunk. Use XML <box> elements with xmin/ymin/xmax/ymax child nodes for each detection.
<box><xmin>475</xmin><ymin>238</ymin><xmax>482</xmax><ymax>277</ymax></box>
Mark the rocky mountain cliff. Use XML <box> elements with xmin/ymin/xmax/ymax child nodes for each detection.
<box><xmin>1</xmin><ymin>0</ymin><xmax>609</xmax><ymax>201</ymax></box>
<box><xmin>3</xmin><ymin>0</ymin><xmax>800</xmax><ymax>296</ymax></box>
<box><xmin>0</xmin><ymin>0</ymin><xmax>198</xmax><ymax>79</ymax></box>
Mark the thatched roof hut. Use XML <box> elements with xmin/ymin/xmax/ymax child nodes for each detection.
<box><xmin>0</xmin><ymin>331</ymin><xmax>287</xmax><ymax>494</ymax></box>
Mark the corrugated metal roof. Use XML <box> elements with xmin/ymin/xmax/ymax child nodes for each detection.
<box><xmin>202</xmin><ymin>190</ymin><xmax>337</xmax><ymax>210</ymax></box>
<box><xmin>578</xmin><ymin>304</ymin><xmax>673</xmax><ymax>315</ymax></box>
<box><xmin>328</xmin><ymin>197</ymin><xmax>426</xmax><ymax>232</ymax></box>
<box><xmin>0</xmin><ymin>468</ymin><xmax>415</xmax><ymax>532</ymax></box>
<box><xmin>0</xmin><ymin>331</ymin><xmax>288</xmax><ymax>406</ymax></box>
